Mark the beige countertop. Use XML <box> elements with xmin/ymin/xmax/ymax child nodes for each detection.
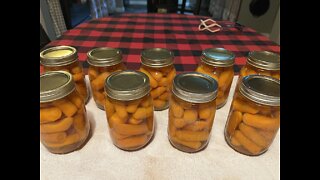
<box><xmin>40</xmin><ymin>76</ymin><xmax>280</xmax><ymax>180</ymax></box>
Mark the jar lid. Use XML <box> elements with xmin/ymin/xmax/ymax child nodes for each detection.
<box><xmin>87</xmin><ymin>47</ymin><xmax>122</xmax><ymax>67</ymax></box>
<box><xmin>141</xmin><ymin>48</ymin><xmax>174</xmax><ymax>67</ymax></box>
<box><xmin>40</xmin><ymin>71</ymin><xmax>75</xmax><ymax>103</ymax></box>
<box><xmin>40</xmin><ymin>46</ymin><xmax>78</xmax><ymax>66</ymax></box>
<box><xmin>105</xmin><ymin>70</ymin><xmax>151</xmax><ymax>101</ymax></box>
<box><xmin>247</xmin><ymin>51</ymin><xmax>280</xmax><ymax>70</ymax></box>
<box><xmin>239</xmin><ymin>75</ymin><xmax>280</xmax><ymax>106</ymax></box>
<box><xmin>201</xmin><ymin>48</ymin><xmax>235</xmax><ymax>67</ymax></box>
<box><xmin>172</xmin><ymin>72</ymin><xmax>218</xmax><ymax>103</ymax></box>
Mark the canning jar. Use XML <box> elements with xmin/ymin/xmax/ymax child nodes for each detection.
<box><xmin>139</xmin><ymin>48</ymin><xmax>176</xmax><ymax>111</ymax></box>
<box><xmin>40</xmin><ymin>46</ymin><xmax>89</xmax><ymax>103</ymax></box>
<box><xmin>40</xmin><ymin>71</ymin><xmax>90</xmax><ymax>154</ymax></box>
<box><xmin>224</xmin><ymin>75</ymin><xmax>280</xmax><ymax>156</ymax></box>
<box><xmin>195</xmin><ymin>48</ymin><xmax>235</xmax><ymax>109</ymax></box>
<box><xmin>87</xmin><ymin>47</ymin><xmax>126</xmax><ymax>110</ymax></box>
<box><xmin>168</xmin><ymin>72</ymin><xmax>218</xmax><ymax>153</ymax></box>
<box><xmin>104</xmin><ymin>70</ymin><xmax>154</xmax><ymax>151</ymax></box>
<box><xmin>239</xmin><ymin>51</ymin><xmax>280</xmax><ymax>81</ymax></box>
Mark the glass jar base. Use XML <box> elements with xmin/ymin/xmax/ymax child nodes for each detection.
<box><xmin>224</xmin><ymin>130</ymin><xmax>268</xmax><ymax>156</ymax></box>
<box><xmin>168</xmin><ymin>137</ymin><xmax>209</xmax><ymax>153</ymax></box>
<box><xmin>112</xmin><ymin>133</ymin><xmax>154</xmax><ymax>151</ymax></box>
<box><xmin>44</xmin><ymin>124</ymin><xmax>91</xmax><ymax>154</ymax></box>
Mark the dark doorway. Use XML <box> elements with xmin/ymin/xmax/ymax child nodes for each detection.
<box><xmin>124</xmin><ymin>0</ymin><xmax>148</xmax><ymax>13</ymax></box>
<box><xmin>60</xmin><ymin>0</ymin><xmax>91</xmax><ymax>29</ymax></box>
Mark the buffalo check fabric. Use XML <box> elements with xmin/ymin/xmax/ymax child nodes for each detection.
<box><xmin>42</xmin><ymin>13</ymin><xmax>280</xmax><ymax>74</ymax></box>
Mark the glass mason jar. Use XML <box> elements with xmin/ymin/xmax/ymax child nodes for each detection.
<box><xmin>239</xmin><ymin>51</ymin><xmax>280</xmax><ymax>81</ymax></box>
<box><xmin>87</xmin><ymin>47</ymin><xmax>126</xmax><ymax>110</ymax></box>
<box><xmin>224</xmin><ymin>75</ymin><xmax>280</xmax><ymax>156</ymax></box>
<box><xmin>168</xmin><ymin>72</ymin><xmax>218</xmax><ymax>153</ymax></box>
<box><xmin>139</xmin><ymin>48</ymin><xmax>176</xmax><ymax>111</ymax></box>
<box><xmin>40</xmin><ymin>46</ymin><xmax>89</xmax><ymax>103</ymax></box>
<box><xmin>40</xmin><ymin>71</ymin><xmax>90</xmax><ymax>154</ymax></box>
<box><xmin>195</xmin><ymin>48</ymin><xmax>235</xmax><ymax>109</ymax></box>
<box><xmin>104</xmin><ymin>70</ymin><xmax>154</xmax><ymax>151</ymax></box>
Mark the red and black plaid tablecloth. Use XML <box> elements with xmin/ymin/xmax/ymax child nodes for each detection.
<box><xmin>43</xmin><ymin>13</ymin><xmax>280</xmax><ymax>74</ymax></box>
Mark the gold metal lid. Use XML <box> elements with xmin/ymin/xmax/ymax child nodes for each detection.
<box><xmin>201</xmin><ymin>48</ymin><xmax>235</xmax><ymax>67</ymax></box>
<box><xmin>239</xmin><ymin>75</ymin><xmax>280</xmax><ymax>106</ymax></box>
<box><xmin>172</xmin><ymin>72</ymin><xmax>218</xmax><ymax>103</ymax></box>
<box><xmin>87</xmin><ymin>47</ymin><xmax>122</xmax><ymax>67</ymax></box>
<box><xmin>40</xmin><ymin>71</ymin><xmax>75</xmax><ymax>103</ymax></box>
<box><xmin>247</xmin><ymin>51</ymin><xmax>280</xmax><ymax>70</ymax></box>
<box><xmin>105</xmin><ymin>70</ymin><xmax>151</xmax><ymax>101</ymax></box>
<box><xmin>141</xmin><ymin>48</ymin><xmax>174</xmax><ymax>67</ymax></box>
<box><xmin>40</xmin><ymin>46</ymin><xmax>78</xmax><ymax>66</ymax></box>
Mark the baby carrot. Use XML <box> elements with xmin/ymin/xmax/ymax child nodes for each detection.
<box><xmin>183</xmin><ymin>109</ymin><xmax>198</xmax><ymax>124</ymax></box>
<box><xmin>171</xmin><ymin>136</ymin><xmax>201</xmax><ymax>150</ymax></box>
<box><xmin>232</xmin><ymin>98</ymin><xmax>259</xmax><ymax>114</ymax></box>
<box><xmin>239</xmin><ymin>123</ymin><xmax>268</xmax><ymax>147</ymax></box>
<box><xmin>40</xmin><ymin>117</ymin><xmax>74</xmax><ymax>133</ymax></box>
<box><xmin>113</xmin><ymin>123</ymin><xmax>149</xmax><ymax>136</ymax></box>
<box><xmin>175</xmin><ymin>130</ymin><xmax>209</xmax><ymax>142</ymax></box>
<box><xmin>91</xmin><ymin>72</ymin><xmax>110</xmax><ymax>90</ymax></box>
<box><xmin>226</xmin><ymin>110</ymin><xmax>242</xmax><ymax>136</ymax></box>
<box><xmin>139</xmin><ymin>68</ymin><xmax>158</xmax><ymax>88</ymax></box>
<box><xmin>52</xmin><ymin>99</ymin><xmax>78</xmax><ymax>117</ymax></box>
<box><xmin>233</xmin><ymin>130</ymin><xmax>262</xmax><ymax>154</ymax></box>
<box><xmin>116</xmin><ymin>135</ymin><xmax>148</xmax><ymax>149</ymax></box>
<box><xmin>243</xmin><ymin>113</ymin><xmax>280</xmax><ymax>130</ymax></box>
<box><xmin>40</xmin><ymin>107</ymin><xmax>62</xmax><ymax>123</ymax></box>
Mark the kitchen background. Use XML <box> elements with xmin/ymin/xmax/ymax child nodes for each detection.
<box><xmin>40</xmin><ymin>0</ymin><xmax>279</xmax><ymax>47</ymax></box>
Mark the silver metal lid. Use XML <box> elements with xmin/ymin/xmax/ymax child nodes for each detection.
<box><xmin>105</xmin><ymin>70</ymin><xmax>151</xmax><ymax>101</ymax></box>
<box><xmin>201</xmin><ymin>48</ymin><xmax>235</xmax><ymax>67</ymax></box>
<box><xmin>40</xmin><ymin>46</ymin><xmax>78</xmax><ymax>66</ymax></box>
<box><xmin>87</xmin><ymin>47</ymin><xmax>122</xmax><ymax>67</ymax></box>
<box><xmin>247</xmin><ymin>51</ymin><xmax>280</xmax><ymax>70</ymax></box>
<box><xmin>239</xmin><ymin>75</ymin><xmax>280</xmax><ymax>106</ymax></box>
<box><xmin>40</xmin><ymin>71</ymin><xmax>75</xmax><ymax>103</ymax></box>
<box><xmin>141</xmin><ymin>48</ymin><xmax>174</xmax><ymax>67</ymax></box>
<box><xmin>172</xmin><ymin>72</ymin><xmax>218</xmax><ymax>103</ymax></box>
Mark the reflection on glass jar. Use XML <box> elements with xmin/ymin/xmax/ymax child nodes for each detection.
<box><xmin>224</xmin><ymin>75</ymin><xmax>280</xmax><ymax>156</ymax></box>
<box><xmin>40</xmin><ymin>71</ymin><xmax>90</xmax><ymax>154</ymax></box>
<box><xmin>195</xmin><ymin>48</ymin><xmax>235</xmax><ymax>109</ymax></box>
<box><xmin>40</xmin><ymin>46</ymin><xmax>89</xmax><ymax>103</ymax></box>
<box><xmin>87</xmin><ymin>47</ymin><xmax>126</xmax><ymax>110</ymax></box>
<box><xmin>139</xmin><ymin>48</ymin><xmax>176</xmax><ymax>111</ymax></box>
<box><xmin>104</xmin><ymin>70</ymin><xmax>154</xmax><ymax>151</ymax></box>
<box><xmin>168</xmin><ymin>72</ymin><xmax>218</xmax><ymax>153</ymax></box>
